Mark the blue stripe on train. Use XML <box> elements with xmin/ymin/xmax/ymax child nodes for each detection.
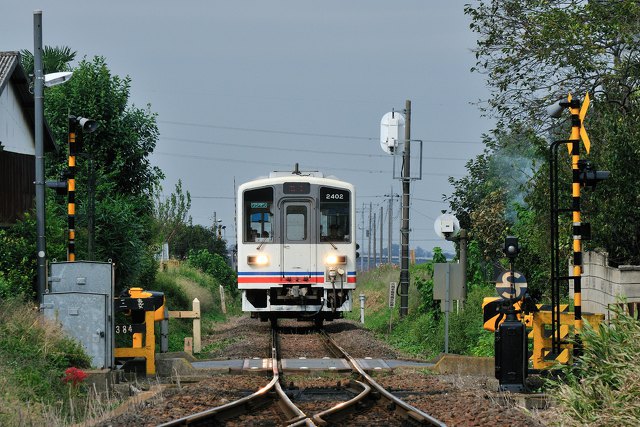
<box><xmin>237</xmin><ymin>271</ymin><xmax>356</xmax><ymax>276</ymax></box>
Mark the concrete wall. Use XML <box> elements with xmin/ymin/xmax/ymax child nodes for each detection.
<box><xmin>570</xmin><ymin>251</ymin><xmax>640</xmax><ymax>319</ymax></box>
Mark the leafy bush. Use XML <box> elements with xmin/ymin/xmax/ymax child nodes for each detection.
<box><xmin>92</xmin><ymin>192</ymin><xmax>158</xmax><ymax>292</ymax></box>
<box><xmin>413</xmin><ymin>247</ymin><xmax>446</xmax><ymax>314</ymax></box>
<box><xmin>0</xmin><ymin>199</ymin><xmax>67</xmax><ymax>300</ymax></box>
<box><xmin>187</xmin><ymin>249</ymin><xmax>237</xmax><ymax>296</ymax></box>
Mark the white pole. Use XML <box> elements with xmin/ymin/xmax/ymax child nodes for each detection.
<box><xmin>193</xmin><ymin>298</ymin><xmax>201</xmax><ymax>353</ymax></box>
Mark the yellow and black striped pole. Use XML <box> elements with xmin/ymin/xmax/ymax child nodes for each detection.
<box><xmin>68</xmin><ymin>127</ymin><xmax>77</xmax><ymax>262</ymax></box>
<box><xmin>567</xmin><ymin>93</ymin><xmax>590</xmax><ymax>354</ymax></box>
<box><xmin>569</xmin><ymin>116</ymin><xmax>583</xmax><ymax>336</ymax></box>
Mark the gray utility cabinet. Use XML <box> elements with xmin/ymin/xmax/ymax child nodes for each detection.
<box><xmin>42</xmin><ymin>261</ymin><xmax>114</xmax><ymax>369</ymax></box>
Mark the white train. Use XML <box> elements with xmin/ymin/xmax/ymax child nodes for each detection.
<box><xmin>236</xmin><ymin>165</ymin><xmax>357</xmax><ymax>325</ymax></box>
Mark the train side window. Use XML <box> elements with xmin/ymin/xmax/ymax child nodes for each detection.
<box><xmin>286</xmin><ymin>205</ymin><xmax>307</xmax><ymax>241</ymax></box>
<box><xmin>244</xmin><ymin>187</ymin><xmax>273</xmax><ymax>242</ymax></box>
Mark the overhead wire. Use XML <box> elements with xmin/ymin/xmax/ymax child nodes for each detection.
<box><xmin>153</xmin><ymin>151</ymin><xmax>462</xmax><ymax>177</ymax></box>
<box><xmin>158</xmin><ymin>120</ymin><xmax>484</xmax><ymax>145</ymax></box>
<box><xmin>160</xmin><ymin>136</ymin><xmax>470</xmax><ymax>161</ymax></box>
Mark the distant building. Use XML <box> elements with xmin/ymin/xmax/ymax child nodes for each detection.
<box><xmin>0</xmin><ymin>51</ymin><xmax>56</xmax><ymax>227</ymax></box>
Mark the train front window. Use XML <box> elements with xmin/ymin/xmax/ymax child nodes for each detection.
<box><xmin>286</xmin><ymin>205</ymin><xmax>307</xmax><ymax>241</ymax></box>
<box><xmin>320</xmin><ymin>187</ymin><xmax>350</xmax><ymax>242</ymax></box>
<box><xmin>244</xmin><ymin>187</ymin><xmax>273</xmax><ymax>242</ymax></box>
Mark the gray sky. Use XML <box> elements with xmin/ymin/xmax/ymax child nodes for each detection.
<box><xmin>2</xmin><ymin>0</ymin><xmax>492</xmax><ymax>253</ymax></box>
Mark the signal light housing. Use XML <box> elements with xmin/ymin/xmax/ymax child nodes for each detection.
<box><xmin>578</xmin><ymin>160</ymin><xmax>610</xmax><ymax>189</ymax></box>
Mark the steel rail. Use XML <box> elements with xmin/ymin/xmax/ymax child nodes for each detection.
<box><xmin>318</xmin><ymin>330</ymin><xmax>447</xmax><ymax>427</ymax></box>
<box><xmin>272</xmin><ymin>326</ymin><xmax>316</xmax><ymax>426</ymax></box>
<box><xmin>158</xmin><ymin>327</ymin><xmax>315</xmax><ymax>426</ymax></box>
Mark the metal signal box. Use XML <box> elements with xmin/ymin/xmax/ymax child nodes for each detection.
<box><xmin>494</xmin><ymin>315</ymin><xmax>528</xmax><ymax>392</ymax></box>
<box><xmin>42</xmin><ymin>261</ymin><xmax>114</xmax><ymax>369</ymax></box>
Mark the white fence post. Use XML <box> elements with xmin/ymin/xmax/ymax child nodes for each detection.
<box><xmin>193</xmin><ymin>298</ymin><xmax>201</xmax><ymax>353</ymax></box>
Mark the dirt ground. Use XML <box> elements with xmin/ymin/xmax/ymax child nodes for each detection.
<box><xmin>97</xmin><ymin>316</ymin><xmax>558</xmax><ymax>426</ymax></box>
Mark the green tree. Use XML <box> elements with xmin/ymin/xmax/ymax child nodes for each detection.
<box><xmin>153</xmin><ymin>180</ymin><xmax>192</xmax><ymax>250</ymax></box>
<box><xmin>20</xmin><ymin>46</ymin><xmax>76</xmax><ymax>76</ymax></box>
<box><xmin>465</xmin><ymin>0</ymin><xmax>640</xmax><ymax>128</ymax></box>
<box><xmin>171</xmin><ymin>223</ymin><xmax>228</xmax><ymax>261</ymax></box>
<box><xmin>41</xmin><ymin>56</ymin><xmax>163</xmax><ymax>290</ymax></box>
<box><xmin>464</xmin><ymin>0</ymin><xmax>640</xmax><ymax>268</ymax></box>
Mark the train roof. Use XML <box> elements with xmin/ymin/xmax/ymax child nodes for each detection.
<box><xmin>239</xmin><ymin>170</ymin><xmax>352</xmax><ymax>191</ymax></box>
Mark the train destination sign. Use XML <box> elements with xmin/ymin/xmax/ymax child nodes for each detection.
<box><xmin>283</xmin><ymin>182</ymin><xmax>311</xmax><ymax>194</ymax></box>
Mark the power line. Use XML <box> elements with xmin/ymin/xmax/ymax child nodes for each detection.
<box><xmin>153</xmin><ymin>151</ymin><xmax>462</xmax><ymax>177</ymax></box>
<box><xmin>191</xmin><ymin>196</ymin><xmax>234</xmax><ymax>199</ymax></box>
<box><xmin>413</xmin><ymin>197</ymin><xmax>445</xmax><ymax>203</ymax></box>
<box><xmin>160</xmin><ymin>120</ymin><xmax>373</xmax><ymax>140</ymax></box>
<box><xmin>158</xmin><ymin>120</ymin><xmax>484</xmax><ymax>144</ymax></box>
<box><xmin>161</xmin><ymin>136</ymin><xmax>470</xmax><ymax>161</ymax></box>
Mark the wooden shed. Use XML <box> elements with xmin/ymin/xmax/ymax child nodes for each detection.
<box><xmin>0</xmin><ymin>51</ymin><xmax>56</xmax><ymax>227</ymax></box>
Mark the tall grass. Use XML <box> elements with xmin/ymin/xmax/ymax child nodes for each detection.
<box><xmin>155</xmin><ymin>264</ymin><xmax>242</xmax><ymax>353</ymax></box>
<box><xmin>0</xmin><ymin>297</ymin><xmax>107</xmax><ymax>426</ymax></box>
<box><xmin>548</xmin><ymin>307</ymin><xmax>640</xmax><ymax>426</ymax></box>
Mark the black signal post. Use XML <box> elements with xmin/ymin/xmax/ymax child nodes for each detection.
<box><xmin>494</xmin><ymin>235</ymin><xmax>527</xmax><ymax>392</ymax></box>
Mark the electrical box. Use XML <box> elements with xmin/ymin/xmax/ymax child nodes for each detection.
<box><xmin>42</xmin><ymin>261</ymin><xmax>114</xmax><ymax>369</ymax></box>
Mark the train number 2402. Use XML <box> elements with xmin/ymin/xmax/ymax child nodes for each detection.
<box><xmin>325</xmin><ymin>193</ymin><xmax>344</xmax><ymax>200</ymax></box>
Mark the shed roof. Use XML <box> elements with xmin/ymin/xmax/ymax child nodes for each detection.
<box><xmin>0</xmin><ymin>51</ymin><xmax>56</xmax><ymax>152</ymax></box>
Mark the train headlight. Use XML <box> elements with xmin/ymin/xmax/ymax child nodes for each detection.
<box><xmin>324</xmin><ymin>254</ymin><xmax>346</xmax><ymax>265</ymax></box>
<box><xmin>247</xmin><ymin>254</ymin><xmax>269</xmax><ymax>266</ymax></box>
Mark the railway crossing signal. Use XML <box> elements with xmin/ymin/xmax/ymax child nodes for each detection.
<box><xmin>567</xmin><ymin>92</ymin><xmax>591</xmax><ymax>153</ymax></box>
<box><xmin>548</xmin><ymin>92</ymin><xmax>609</xmax><ymax>361</ymax></box>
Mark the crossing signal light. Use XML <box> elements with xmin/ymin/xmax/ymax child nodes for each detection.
<box><xmin>503</xmin><ymin>236</ymin><xmax>520</xmax><ymax>260</ymax></box>
<box><xmin>578</xmin><ymin>160</ymin><xmax>610</xmax><ymax>189</ymax></box>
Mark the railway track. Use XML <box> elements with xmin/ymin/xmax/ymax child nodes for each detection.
<box><xmin>157</xmin><ymin>326</ymin><xmax>315</xmax><ymax>426</ymax></box>
<box><xmin>159</xmin><ymin>322</ymin><xmax>446</xmax><ymax>426</ymax></box>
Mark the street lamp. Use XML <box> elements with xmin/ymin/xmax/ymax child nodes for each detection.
<box><xmin>34</xmin><ymin>10</ymin><xmax>74</xmax><ymax>304</ymax></box>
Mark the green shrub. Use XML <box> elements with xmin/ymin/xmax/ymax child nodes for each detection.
<box><xmin>187</xmin><ymin>249</ymin><xmax>237</xmax><ymax>295</ymax></box>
